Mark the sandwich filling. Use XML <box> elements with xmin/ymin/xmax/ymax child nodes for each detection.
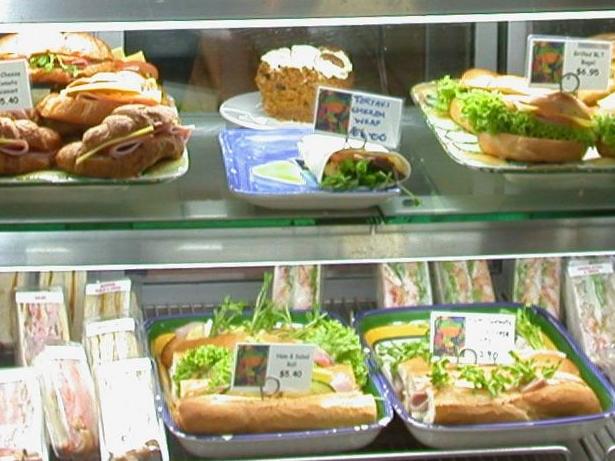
<box><xmin>375</xmin><ymin>309</ymin><xmax>602</xmax><ymax>425</ymax></box>
<box><xmin>0</xmin><ymin>118</ymin><xmax>61</xmax><ymax>157</ymax></box>
<box><xmin>62</xmin><ymin>71</ymin><xmax>162</xmax><ymax>106</ymax></box>
<box><xmin>73</xmin><ymin>105</ymin><xmax>193</xmax><ymax>165</ymax></box>
<box><xmin>159</xmin><ymin>274</ymin><xmax>368</xmax><ymax>402</ymax></box>
<box><xmin>321</xmin><ymin>149</ymin><xmax>409</xmax><ymax>191</ymax></box>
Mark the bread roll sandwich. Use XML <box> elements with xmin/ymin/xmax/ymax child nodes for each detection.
<box><xmin>56</xmin><ymin>104</ymin><xmax>192</xmax><ymax>178</ymax></box>
<box><xmin>444</xmin><ymin>79</ymin><xmax>594</xmax><ymax>163</ymax></box>
<box><xmin>0</xmin><ymin>115</ymin><xmax>61</xmax><ymax>175</ymax></box>
<box><xmin>375</xmin><ymin>309</ymin><xmax>603</xmax><ymax>426</ymax></box>
<box><xmin>594</xmin><ymin>96</ymin><xmax>615</xmax><ymax>158</ymax></box>
<box><xmin>153</xmin><ymin>274</ymin><xmax>378</xmax><ymax>435</ymax></box>
<box><xmin>0</xmin><ymin>32</ymin><xmax>117</xmax><ymax>85</ymax></box>
<box><xmin>37</xmin><ymin>71</ymin><xmax>163</xmax><ymax>128</ymax></box>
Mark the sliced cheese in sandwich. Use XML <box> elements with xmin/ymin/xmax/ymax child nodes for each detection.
<box><xmin>62</xmin><ymin>71</ymin><xmax>161</xmax><ymax>105</ymax></box>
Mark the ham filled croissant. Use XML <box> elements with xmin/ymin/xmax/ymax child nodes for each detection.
<box><xmin>56</xmin><ymin>104</ymin><xmax>192</xmax><ymax>178</ymax></box>
<box><xmin>0</xmin><ymin>116</ymin><xmax>62</xmax><ymax>175</ymax></box>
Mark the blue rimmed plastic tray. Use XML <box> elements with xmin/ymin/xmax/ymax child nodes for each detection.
<box><xmin>355</xmin><ymin>303</ymin><xmax>615</xmax><ymax>449</ymax></box>
<box><xmin>144</xmin><ymin>311</ymin><xmax>393</xmax><ymax>459</ymax></box>
<box><xmin>218</xmin><ymin>128</ymin><xmax>401</xmax><ymax>210</ymax></box>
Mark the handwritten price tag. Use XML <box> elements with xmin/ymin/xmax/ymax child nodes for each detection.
<box><xmin>430</xmin><ymin>311</ymin><xmax>516</xmax><ymax>365</ymax></box>
<box><xmin>526</xmin><ymin>35</ymin><xmax>612</xmax><ymax>91</ymax></box>
<box><xmin>0</xmin><ymin>60</ymin><xmax>32</xmax><ymax>110</ymax></box>
<box><xmin>231</xmin><ymin>343</ymin><xmax>314</xmax><ymax>392</ymax></box>
<box><xmin>314</xmin><ymin>86</ymin><xmax>403</xmax><ymax>149</ymax></box>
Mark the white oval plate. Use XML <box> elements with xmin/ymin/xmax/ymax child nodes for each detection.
<box><xmin>219</xmin><ymin>92</ymin><xmax>312</xmax><ymax>131</ymax></box>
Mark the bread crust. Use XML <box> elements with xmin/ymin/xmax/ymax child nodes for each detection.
<box><xmin>449</xmin><ymin>98</ymin><xmax>474</xmax><ymax>132</ymax></box>
<box><xmin>29</xmin><ymin>60</ymin><xmax>116</xmax><ymax>85</ymax></box>
<box><xmin>55</xmin><ymin>134</ymin><xmax>183</xmax><ymax>178</ymax></box>
<box><xmin>478</xmin><ymin>132</ymin><xmax>587</xmax><ymax>163</ymax></box>
<box><xmin>176</xmin><ymin>392</ymin><xmax>377</xmax><ymax>434</ymax></box>
<box><xmin>0</xmin><ymin>152</ymin><xmax>54</xmax><ymax>175</ymax></box>
<box><xmin>398</xmin><ymin>352</ymin><xmax>602</xmax><ymax>426</ymax></box>
<box><xmin>0</xmin><ymin>32</ymin><xmax>113</xmax><ymax>61</ymax></box>
<box><xmin>38</xmin><ymin>92</ymin><xmax>124</xmax><ymax>127</ymax></box>
<box><xmin>432</xmin><ymin>380</ymin><xmax>601</xmax><ymax>425</ymax></box>
<box><xmin>597</xmin><ymin>140</ymin><xmax>615</xmax><ymax>158</ymax></box>
<box><xmin>0</xmin><ymin>117</ymin><xmax>61</xmax><ymax>175</ymax></box>
<box><xmin>160</xmin><ymin>332</ymin><xmax>248</xmax><ymax>369</ymax></box>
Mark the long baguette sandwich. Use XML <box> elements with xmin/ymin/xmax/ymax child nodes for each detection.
<box><xmin>376</xmin><ymin>309</ymin><xmax>602</xmax><ymax>426</ymax></box>
<box><xmin>152</xmin><ymin>274</ymin><xmax>378</xmax><ymax>435</ymax></box>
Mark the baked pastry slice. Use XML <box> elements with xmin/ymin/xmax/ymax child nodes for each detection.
<box><xmin>56</xmin><ymin>104</ymin><xmax>192</xmax><ymax>178</ymax></box>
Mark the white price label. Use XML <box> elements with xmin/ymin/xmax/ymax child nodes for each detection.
<box><xmin>568</xmin><ymin>262</ymin><xmax>613</xmax><ymax>278</ymax></box>
<box><xmin>314</xmin><ymin>86</ymin><xmax>403</xmax><ymax>149</ymax></box>
<box><xmin>231</xmin><ymin>343</ymin><xmax>314</xmax><ymax>392</ymax></box>
<box><xmin>84</xmin><ymin>317</ymin><xmax>136</xmax><ymax>337</ymax></box>
<box><xmin>526</xmin><ymin>35</ymin><xmax>612</xmax><ymax>91</ymax></box>
<box><xmin>0</xmin><ymin>60</ymin><xmax>32</xmax><ymax>110</ymax></box>
<box><xmin>15</xmin><ymin>290</ymin><xmax>64</xmax><ymax>304</ymax></box>
<box><xmin>430</xmin><ymin>311</ymin><xmax>516</xmax><ymax>365</ymax></box>
<box><xmin>86</xmin><ymin>279</ymin><xmax>131</xmax><ymax>295</ymax></box>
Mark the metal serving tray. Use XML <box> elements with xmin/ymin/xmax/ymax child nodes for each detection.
<box><xmin>141</xmin><ymin>297</ymin><xmax>615</xmax><ymax>461</ymax></box>
<box><xmin>355</xmin><ymin>303</ymin><xmax>615</xmax><ymax>449</ymax></box>
<box><xmin>143</xmin><ymin>309</ymin><xmax>393</xmax><ymax>459</ymax></box>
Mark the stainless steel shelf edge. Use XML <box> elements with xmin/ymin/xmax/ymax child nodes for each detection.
<box><xmin>207</xmin><ymin>446</ymin><xmax>571</xmax><ymax>461</ymax></box>
<box><xmin>2</xmin><ymin>216</ymin><xmax>615</xmax><ymax>269</ymax></box>
<box><xmin>1</xmin><ymin>0</ymin><xmax>615</xmax><ymax>30</ymax></box>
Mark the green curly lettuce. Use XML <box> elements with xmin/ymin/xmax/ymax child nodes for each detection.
<box><xmin>376</xmin><ymin>337</ymin><xmax>430</xmax><ymax>374</ymax></box>
<box><xmin>29</xmin><ymin>53</ymin><xmax>79</xmax><ymax>77</ymax></box>
<box><xmin>459</xmin><ymin>90</ymin><xmax>595</xmax><ymax>146</ymax></box>
<box><xmin>172</xmin><ymin>345</ymin><xmax>232</xmax><ymax>392</ymax></box>
<box><xmin>434</xmin><ymin>76</ymin><xmax>464</xmax><ymax>113</ymax></box>
<box><xmin>293</xmin><ymin>317</ymin><xmax>368</xmax><ymax>387</ymax></box>
<box><xmin>595</xmin><ymin>113</ymin><xmax>615</xmax><ymax>148</ymax></box>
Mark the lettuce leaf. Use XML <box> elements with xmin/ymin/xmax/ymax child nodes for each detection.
<box><xmin>434</xmin><ymin>76</ymin><xmax>464</xmax><ymax>113</ymax></box>
<box><xmin>173</xmin><ymin>345</ymin><xmax>232</xmax><ymax>390</ymax></box>
<box><xmin>460</xmin><ymin>90</ymin><xmax>595</xmax><ymax>146</ymax></box>
<box><xmin>595</xmin><ymin>113</ymin><xmax>615</xmax><ymax>147</ymax></box>
<box><xmin>293</xmin><ymin>317</ymin><xmax>368</xmax><ymax>387</ymax></box>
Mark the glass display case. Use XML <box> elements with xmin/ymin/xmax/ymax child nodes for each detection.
<box><xmin>1</xmin><ymin>2</ymin><xmax>615</xmax><ymax>460</ymax></box>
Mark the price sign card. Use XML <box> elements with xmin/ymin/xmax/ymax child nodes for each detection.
<box><xmin>568</xmin><ymin>261</ymin><xmax>613</xmax><ymax>278</ymax></box>
<box><xmin>430</xmin><ymin>311</ymin><xmax>516</xmax><ymax>365</ymax></box>
<box><xmin>231</xmin><ymin>343</ymin><xmax>314</xmax><ymax>392</ymax></box>
<box><xmin>526</xmin><ymin>35</ymin><xmax>612</xmax><ymax>91</ymax></box>
<box><xmin>0</xmin><ymin>60</ymin><xmax>32</xmax><ymax>110</ymax></box>
<box><xmin>314</xmin><ymin>86</ymin><xmax>403</xmax><ymax>148</ymax></box>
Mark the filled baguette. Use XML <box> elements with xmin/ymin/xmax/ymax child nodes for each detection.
<box><xmin>153</xmin><ymin>274</ymin><xmax>378</xmax><ymax>436</ymax></box>
<box><xmin>397</xmin><ymin>353</ymin><xmax>601</xmax><ymax>425</ymax></box>
<box><xmin>177</xmin><ymin>392</ymin><xmax>377</xmax><ymax>434</ymax></box>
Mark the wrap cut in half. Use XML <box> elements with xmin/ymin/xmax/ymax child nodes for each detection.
<box><xmin>297</xmin><ymin>134</ymin><xmax>410</xmax><ymax>190</ymax></box>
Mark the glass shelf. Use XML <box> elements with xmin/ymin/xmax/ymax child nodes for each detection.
<box><xmin>3</xmin><ymin>111</ymin><xmax>615</xmax><ymax>268</ymax></box>
<box><xmin>3</xmin><ymin>110</ymin><xmax>615</xmax><ymax>231</ymax></box>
